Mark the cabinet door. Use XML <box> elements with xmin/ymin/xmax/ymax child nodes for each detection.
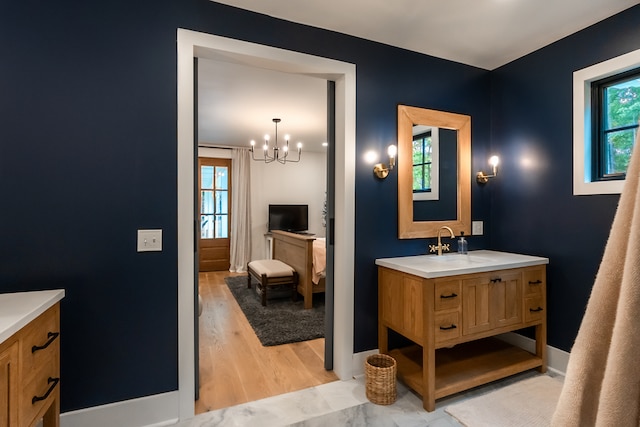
<box><xmin>0</xmin><ymin>341</ymin><xmax>18</xmax><ymax>427</ymax></box>
<box><xmin>463</xmin><ymin>271</ymin><xmax>523</xmax><ymax>336</ymax></box>
<box><xmin>462</xmin><ymin>276</ymin><xmax>492</xmax><ymax>335</ymax></box>
<box><xmin>491</xmin><ymin>272</ymin><xmax>522</xmax><ymax>329</ymax></box>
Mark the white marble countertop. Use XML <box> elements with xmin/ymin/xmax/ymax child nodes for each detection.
<box><xmin>0</xmin><ymin>289</ymin><xmax>65</xmax><ymax>344</ymax></box>
<box><xmin>375</xmin><ymin>250</ymin><xmax>549</xmax><ymax>279</ymax></box>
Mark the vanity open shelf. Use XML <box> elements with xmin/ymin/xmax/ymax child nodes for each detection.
<box><xmin>390</xmin><ymin>337</ymin><xmax>544</xmax><ymax>402</ymax></box>
<box><xmin>375</xmin><ymin>251</ymin><xmax>549</xmax><ymax>411</ymax></box>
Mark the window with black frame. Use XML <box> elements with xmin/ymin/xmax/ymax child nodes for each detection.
<box><xmin>413</xmin><ymin>131</ymin><xmax>432</xmax><ymax>193</ymax></box>
<box><xmin>591</xmin><ymin>69</ymin><xmax>640</xmax><ymax>181</ymax></box>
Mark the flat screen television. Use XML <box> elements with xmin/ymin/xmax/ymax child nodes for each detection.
<box><xmin>268</xmin><ymin>204</ymin><xmax>309</xmax><ymax>232</ymax></box>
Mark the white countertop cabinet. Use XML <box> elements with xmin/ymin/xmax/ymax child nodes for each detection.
<box><xmin>0</xmin><ymin>290</ymin><xmax>64</xmax><ymax>427</ymax></box>
<box><xmin>375</xmin><ymin>251</ymin><xmax>548</xmax><ymax>411</ymax></box>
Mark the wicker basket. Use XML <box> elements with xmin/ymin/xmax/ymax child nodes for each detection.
<box><xmin>365</xmin><ymin>353</ymin><xmax>397</xmax><ymax>405</ymax></box>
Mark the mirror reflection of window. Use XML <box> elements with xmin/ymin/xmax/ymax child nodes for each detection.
<box><xmin>412</xmin><ymin>125</ymin><xmax>439</xmax><ymax>201</ymax></box>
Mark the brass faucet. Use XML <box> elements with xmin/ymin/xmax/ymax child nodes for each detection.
<box><xmin>429</xmin><ymin>226</ymin><xmax>455</xmax><ymax>255</ymax></box>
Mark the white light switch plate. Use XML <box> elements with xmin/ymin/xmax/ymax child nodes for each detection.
<box><xmin>137</xmin><ymin>229</ymin><xmax>162</xmax><ymax>252</ymax></box>
<box><xmin>472</xmin><ymin>221</ymin><xmax>483</xmax><ymax>236</ymax></box>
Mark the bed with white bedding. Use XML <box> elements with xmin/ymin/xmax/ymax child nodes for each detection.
<box><xmin>271</xmin><ymin>230</ymin><xmax>326</xmax><ymax>309</ymax></box>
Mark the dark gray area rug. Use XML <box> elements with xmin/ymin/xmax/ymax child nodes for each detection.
<box><xmin>224</xmin><ymin>275</ymin><xmax>325</xmax><ymax>347</ymax></box>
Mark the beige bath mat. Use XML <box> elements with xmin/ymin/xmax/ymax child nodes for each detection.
<box><xmin>445</xmin><ymin>375</ymin><xmax>563</xmax><ymax>427</ymax></box>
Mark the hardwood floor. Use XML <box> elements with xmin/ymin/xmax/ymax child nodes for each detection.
<box><xmin>195</xmin><ymin>271</ymin><xmax>338</xmax><ymax>414</ymax></box>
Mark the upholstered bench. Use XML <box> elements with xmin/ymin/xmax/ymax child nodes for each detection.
<box><xmin>247</xmin><ymin>259</ymin><xmax>299</xmax><ymax>306</ymax></box>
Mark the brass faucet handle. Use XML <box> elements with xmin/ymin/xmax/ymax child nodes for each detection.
<box><xmin>441</xmin><ymin>243</ymin><xmax>450</xmax><ymax>252</ymax></box>
<box><xmin>428</xmin><ymin>244</ymin><xmax>439</xmax><ymax>253</ymax></box>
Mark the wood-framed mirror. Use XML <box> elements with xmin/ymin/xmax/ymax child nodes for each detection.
<box><xmin>397</xmin><ymin>104</ymin><xmax>471</xmax><ymax>238</ymax></box>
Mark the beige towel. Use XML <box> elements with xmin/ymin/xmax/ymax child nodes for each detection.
<box><xmin>552</xmin><ymin>132</ymin><xmax>640</xmax><ymax>426</ymax></box>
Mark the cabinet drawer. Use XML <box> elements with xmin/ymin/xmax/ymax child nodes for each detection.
<box><xmin>435</xmin><ymin>280</ymin><xmax>461</xmax><ymax>311</ymax></box>
<box><xmin>20</xmin><ymin>355</ymin><xmax>59</xmax><ymax>426</ymax></box>
<box><xmin>524</xmin><ymin>297</ymin><xmax>545</xmax><ymax>323</ymax></box>
<box><xmin>20</xmin><ymin>306</ymin><xmax>60</xmax><ymax>384</ymax></box>
<box><xmin>523</xmin><ymin>268</ymin><xmax>545</xmax><ymax>296</ymax></box>
<box><xmin>435</xmin><ymin>312</ymin><xmax>460</xmax><ymax>343</ymax></box>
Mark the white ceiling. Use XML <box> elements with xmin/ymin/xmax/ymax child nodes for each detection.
<box><xmin>198</xmin><ymin>59</ymin><xmax>327</xmax><ymax>152</ymax></box>
<box><xmin>199</xmin><ymin>0</ymin><xmax>639</xmax><ymax>151</ymax></box>
<box><xmin>213</xmin><ymin>0</ymin><xmax>638</xmax><ymax>70</ymax></box>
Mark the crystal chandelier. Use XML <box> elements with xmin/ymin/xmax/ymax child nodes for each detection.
<box><xmin>249</xmin><ymin>118</ymin><xmax>302</xmax><ymax>164</ymax></box>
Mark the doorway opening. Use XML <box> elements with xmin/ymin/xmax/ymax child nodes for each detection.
<box><xmin>177</xmin><ymin>29</ymin><xmax>356</xmax><ymax>421</ymax></box>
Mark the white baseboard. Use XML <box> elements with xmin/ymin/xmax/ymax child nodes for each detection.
<box><xmin>352</xmin><ymin>349</ymin><xmax>380</xmax><ymax>377</ymax></box>
<box><xmin>60</xmin><ymin>391</ymin><xmax>180</xmax><ymax>427</ymax></box>
<box><xmin>496</xmin><ymin>332</ymin><xmax>569</xmax><ymax>375</ymax></box>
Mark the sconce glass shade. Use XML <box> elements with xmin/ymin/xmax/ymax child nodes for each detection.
<box><xmin>373</xmin><ymin>144</ymin><xmax>397</xmax><ymax>179</ymax></box>
<box><xmin>489</xmin><ymin>155</ymin><xmax>499</xmax><ymax>168</ymax></box>
<box><xmin>477</xmin><ymin>155</ymin><xmax>500</xmax><ymax>184</ymax></box>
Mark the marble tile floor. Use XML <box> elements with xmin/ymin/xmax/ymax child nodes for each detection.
<box><xmin>175</xmin><ymin>370</ymin><xmax>559</xmax><ymax>427</ymax></box>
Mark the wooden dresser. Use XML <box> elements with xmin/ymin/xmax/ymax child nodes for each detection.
<box><xmin>376</xmin><ymin>251</ymin><xmax>547</xmax><ymax>411</ymax></box>
<box><xmin>0</xmin><ymin>290</ymin><xmax>64</xmax><ymax>427</ymax></box>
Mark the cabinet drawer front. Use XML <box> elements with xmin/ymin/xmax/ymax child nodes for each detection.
<box><xmin>523</xmin><ymin>268</ymin><xmax>545</xmax><ymax>296</ymax></box>
<box><xmin>20</xmin><ymin>355</ymin><xmax>59</xmax><ymax>426</ymax></box>
<box><xmin>435</xmin><ymin>312</ymin><xmax>461</xmax><ymax>343</ymax></box>
<box><xmin>525</xmin><ymin>297</ymin><xmax>545</xmax><ymax>323</ymax></box>
<box><xmin>435</xmin><ymin>280</ymin><xmax>461</xmax><ymax>311</ymax></box>
<box><xmin>21</xmin><ymin>305</ymin><xmax>60</xmax><ymax>384</ymax></box>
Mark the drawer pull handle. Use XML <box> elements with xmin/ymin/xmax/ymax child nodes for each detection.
<box><xmin>439</xmin><ymin>324</ymin><xmax>457</xmax><ymax>330</ymax></box>
<box><xmin>440</xmin><ymin>293</ymin><xmax>458</xmax><ymax>299</ymax></box>
<box><xmin>490</xmin><ymin>278</ymin><xmax>502</xmax><ymax>283</ymax></box>
<box><xmin>529</xmin><ymin>280</ymin><xmax>542</xmax><ymax>285</ymax></box>
<box><xmin>32</xmin><ymin>377</ymin><xmax>59</xmax><ymax>404</ymax></box>
<box><xmin>529</xmin><ymin>307</ymin><xmax>544</xmax><ymax>313</ymax></box>
<box><xmin>32</xmin><ymin>332</ymin><xmax>60</xmax><ymax>353</ymax></box>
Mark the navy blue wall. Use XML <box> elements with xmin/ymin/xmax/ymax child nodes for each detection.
<box><xmin>0</xmin><ymin>0</ymin><xmax>490</xmax><ymax>412</ymax></box>
<box><xmin>6</xmin><ymin>0</ymin><xmax>635</xmax><ymax>414</ymax></box>
<box><xmin>490</xmin><ymin>5</ymin><xmax>640</xmax><ymax>351</ymax></box>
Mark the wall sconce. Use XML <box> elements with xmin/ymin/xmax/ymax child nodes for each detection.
<box><xmin>476</xmin><ymin>155</ymin><xmax>500</xmax><ymax>184</ymax></box>
<box><xmin>368</xmin><ymin>145</ymin><xmax>397</xmax><ymax>179</ymax></box>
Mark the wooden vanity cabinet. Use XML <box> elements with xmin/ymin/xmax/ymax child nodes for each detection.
<box><xmin>378</xmin><ymin>265</ymin><xmax>547</xmax><ymax>411</ymax></box>
<box><xmin>0</xmin><ymin>303</ymin><xmax>60</xmax><ymax>427</ymax></box>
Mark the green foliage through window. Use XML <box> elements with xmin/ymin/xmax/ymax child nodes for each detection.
<box><xmin>592</xmin><ymin>69</ymin><xmax>640</xmax><ymax>180</ymax></box>
<box><xmin>413</xmin><ymin>132</ymin><xmax>432</xmax><ymax>192</ymax></box>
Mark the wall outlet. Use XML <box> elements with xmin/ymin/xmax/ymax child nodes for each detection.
<box><xmin>472</xmin><ymin>221</ymin><xmax>483</xmax><ymax>236</ymax></box>
<box><xmin>137</xmin><ymin>229</ymin><xmax>163</xmax><ymax>252</ymax></box>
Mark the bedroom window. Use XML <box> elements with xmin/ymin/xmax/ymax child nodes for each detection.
<box><xmin>200</xmin><ymin>165</ymin><xmax>229</xmax><ymax>239</ymax></box>
<box><xmin>574</xmin><ymin>48</ymin><xmax>640</xmax><ymax>195</ymax></box>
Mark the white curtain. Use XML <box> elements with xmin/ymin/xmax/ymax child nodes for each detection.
<box><xmin>229</xmin><ymin>148</ymin><xmax>252</xmax><ymax>272</ymax></box>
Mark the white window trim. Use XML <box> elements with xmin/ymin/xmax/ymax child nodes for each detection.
<box><xmin>573</xmin><ymin>47</ymin><xmax>640</xmax><ymax>195</ymax></box>
<box><xmin>413</xmin><ymin>125</ymin><xmax>440</xmax><ymax>201</ymax></box>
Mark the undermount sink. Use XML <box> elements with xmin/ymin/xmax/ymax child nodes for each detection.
<box><xmin>429</xmin><ymin>253</ymin><xmax>492</xmax><ymax>264</ymax></box>
<box><xmin>375</xmin><ymin>250</ymin><xmax>549</xmax><ymax>279</ymax></box>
